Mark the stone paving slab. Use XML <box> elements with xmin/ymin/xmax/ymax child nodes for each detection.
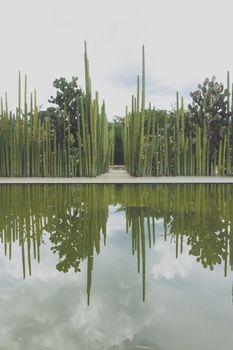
<box><xmin>1</xmin><ymin>171</ymin><xmax>233</xmax><ymax>184</ymax></box>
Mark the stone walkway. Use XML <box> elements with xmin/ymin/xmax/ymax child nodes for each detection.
<box><xmin>1</xmin><ymin>169</ymin><xmax>233</xmax><ymax>183</ymax></box>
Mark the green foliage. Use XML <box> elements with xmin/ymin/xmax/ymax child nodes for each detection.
<box><xmin>47</xmin><ymin>77</ymin><xmax>82</xmax><ymax>146</ymax></box>
<box><xmin>188</xmin><ymin>76</ymin><xmax>230</xmax><ymax>157</ymax></box>
<box><xmin>112</xmin><ymin>116</ymin><xmax>124</xmax><ymax>164</ymax></box>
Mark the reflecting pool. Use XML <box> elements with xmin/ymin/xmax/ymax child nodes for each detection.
<box><xmin>0</xmin><ymin>184</ymin><xmax>233</xmax><ymax>349</ymax></box>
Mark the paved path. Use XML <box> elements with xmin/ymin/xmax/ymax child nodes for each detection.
<box><xmin>1</xmin><ymin>170</ymin><xmax>233</xmax><ymax>183</ymax></box>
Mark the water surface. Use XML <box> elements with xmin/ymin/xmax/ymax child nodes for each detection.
<box><xmin>0</xmin><ymin>184</ymin><xmax>232</xmax><ymax>350</ymax></box>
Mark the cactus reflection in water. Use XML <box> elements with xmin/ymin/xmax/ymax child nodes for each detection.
<box><xmin>0</xmin><ymin>184</ymin><xmax>233</xmax><ymax>304</ymax></box>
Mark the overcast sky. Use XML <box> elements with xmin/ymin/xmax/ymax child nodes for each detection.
<box><xmin>0</xmin><ymin>0</ymin><xmax>233</xmax><ymax>119</ymax></box>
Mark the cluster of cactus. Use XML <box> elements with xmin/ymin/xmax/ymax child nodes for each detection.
<box><xmin>123</xmin><ymin>46</ymin><xmax>146</xmax><ymax>176</ymax></box>
<box><xmin>124</xmin><ymin>47</ymin><xmax>233</xmax><ymax>176</ymax></box>
<box><xmin>1</xmin><ymin>43</ymin><xmax>233</xmax><ymax>177</ymax></box>
<box><xmin>0</xmin><ymin>43</ymin><xmax>112</xmax><ymax>177</ymax></box>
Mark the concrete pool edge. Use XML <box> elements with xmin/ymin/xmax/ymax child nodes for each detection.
<box><xmin>1</xmin><ymin>174</ymin><xmax>233</xmax><ymax>184</ymax></box>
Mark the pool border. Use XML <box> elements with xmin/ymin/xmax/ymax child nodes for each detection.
<box><xmin>1</xmin><ymin>176</ymin><xmax>233</xmax><ymax>184</ymax></box>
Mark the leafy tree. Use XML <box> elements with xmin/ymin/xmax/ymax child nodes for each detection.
<box><xmin>47</xmin><ymin>207</ymin><xmax>84</xmax><ymax>273</ymax></box>
<box><xmin>188</xmin><ymin>76</ymin><xmax>231</xmax><ymax>157</ymax></box>
<box><xmin>112</xmin><ymin>116</ymin><xmax>124</xmax><ymax>164</ymax></box>
<box><xmin>40</xmin><ymin>77</ymin><xmax>83</xmax><ymax>147</ymax></box>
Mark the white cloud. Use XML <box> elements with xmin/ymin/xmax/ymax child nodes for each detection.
<box><xmin>150</xmin><ymin>239</ymin><xmax>195</xmax><ymax>280</ymax></box>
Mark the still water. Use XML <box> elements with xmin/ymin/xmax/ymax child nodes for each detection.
<box><xmin>0</xmin><ymin>184</ymin><xmax>232</xmax><ymax>350</ymax></box>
